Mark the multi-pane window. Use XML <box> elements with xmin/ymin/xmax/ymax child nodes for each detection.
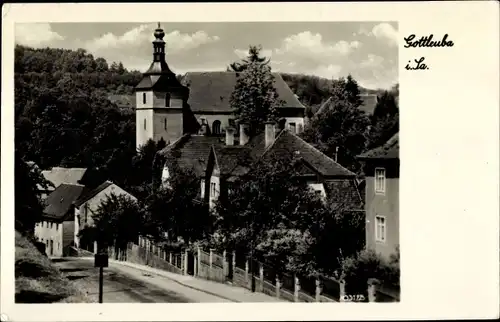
<box><xmin>375</xmin><ymin>167</ymin><xmax>386</xmax><ymax>194</ymax></box>
<box><xmin>289</xmin><ymin>122</ymin><xmax>296</xmax><ymax>133</ymax></box>
<box><xmin>375</xmin><ymin>216</ymin><xmax>386</xmax><ymax>242</ymax></box>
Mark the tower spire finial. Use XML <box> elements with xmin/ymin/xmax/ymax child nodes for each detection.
<box><xmin>157</xmin><ymin>22</ymin><xmax>161</xmax><ymax>29</ymax></box>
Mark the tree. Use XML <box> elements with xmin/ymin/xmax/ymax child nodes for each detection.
<box><xmin>230</xmin><ymin>61</ymin><xmax>284</xmax><ymax>136</ymax></box>
<box><xmin>92</xmin><ymin>194</ymin><xmax>144</xmax><ymax>253</ymax></box>
<box><xmin>340</xmin><ymin>247</ymin><xmax>400</xmax><ymax>298</ymax></box>
<box><xmin>367</xmin><ymin>90</ymin><xmax>399</xmax><ymax>149</ymax></box>
<box><xmin>15</xmin><ymin>152</ymin><xmax>53</xmax><ymax>235</ymax></box>
<box><xmin>228</xmin><ymin>45</ymin><xmax>270</xmax><ymax>72</ymax></box>
<box><xmin>210</xmin><ymin>153</ymin><xmax>359</xmax><ymax>277</ymax></box>
<box><xmin>143</xmin><ymin>164</ymin><xmax>210</xmax><ymax>246</ymax></box>
<box><xmin>301</xmin><ymin>75</ymin><xmax>370</xmax><ymax>173</ymax></box>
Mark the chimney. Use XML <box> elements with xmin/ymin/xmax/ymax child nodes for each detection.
<box><xmin>265</xmin><ymin>121</ymin><xmax>276</xmax><ymax>147</ymax></box>
<box><xmin>225</xmin><ymin>127</ymin><xmax>235</xmax><ymax>146</ymax></box>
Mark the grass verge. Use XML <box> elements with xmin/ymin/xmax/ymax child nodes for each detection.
<box><xmin>15</xmin><ymin>230</ymin><xmax>96</xmax><ymax>303</ymax></box>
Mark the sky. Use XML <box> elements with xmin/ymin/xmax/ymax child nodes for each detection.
<box><xmin>15</xmin><ymin>22</ymin><xmax>398</xmax><ymax>90</ymax></box>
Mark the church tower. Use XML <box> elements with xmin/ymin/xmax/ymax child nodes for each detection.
<box><xmin>135</xmin><ymin>23</ymin><xmax>190</xmax><ymax>149</ymax></box>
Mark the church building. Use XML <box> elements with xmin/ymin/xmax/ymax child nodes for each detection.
<box><xmin>134</xmin><ymin>24</ymin><xmax>306</xmax><ymax>150</ymax></box>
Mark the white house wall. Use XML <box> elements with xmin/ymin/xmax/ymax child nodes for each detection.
<box><xmin>34</xmin><ymin>220</ymin><xmax>64</xmax><ymax>257</ymax></box>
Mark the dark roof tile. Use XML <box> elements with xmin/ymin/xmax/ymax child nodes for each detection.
<box><xmin>43</xmin><ymin>184</ymin><xmax>85</xmax><ymax>221</ymax></box>
<box><xmin>213</xmin><ymin>146</ymin><xmax>253</xmax><ymax>176</ymax></box>
<box><xmin>158</xmin><ymin>134</ymin><xmax>226</xmax><ymax>177</ymax></box>
<box><xmin>263</xmin><ymin>130</ymin><xmax>356</xmax><ymax>178</ymax></box>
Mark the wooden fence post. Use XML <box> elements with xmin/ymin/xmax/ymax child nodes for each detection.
<box><xmin>194</xmin><ymin>255</ymin><xmax>198</xmax><ymax>277</ymax></box>
<box><xmin>223</xmin><ymin>250</ymin><xmax>228</xmax><ymax>275</ymax></box>
<box><xmin>244</xmin><ymin>260</ymin><xmax>249</xmax><ymax>284</ymax></box>
<box><xmin>294</xmin><ymin>274</ymin><xmax>300</xmax><ymax>302</ymax></box>
<box><xmin>169</xmin><ymin>252</ymin><xmax>173</xmax><ymax>264</ymax></box>
<box><xmin>232</xmin><ymin>251</ymin><xmax>236</xmax><ymax>272</ymax></box>
<box><xmin>184</xmin><ymin>249</ymin><xmax>188</xmax><ymax>275</ymax></box>
<box><xmin>367</xmin><ymin>278</ymin><xmax>379</xmax><ymax>302</ymax></box>
<box><xmin>197</xmin><ymin>246</ymin><xmax>201</xmax><ymax>277</ymax></box>
<box><xmin>275</xmin><ymin>275</ymin><xmax>281</xmax><ymax>299</ymax></box>
<box><xmin>209</xmin><ymin>249</ymin><xmax>213</xmax><ymax>279</ymax></box>
<box><xmin>315</xmin><ymin>279</ymin><xmax>322</xmax><ymax>302</ymax></box>
<box><xmin>259</xmin><ymin>265</ymin><xmax>264</xmax><ymax>292</ymax></box>
<box><xmin>339</xmin><ymin>279</ymin><xmax>346</xmax><ymax>302</ymax></box>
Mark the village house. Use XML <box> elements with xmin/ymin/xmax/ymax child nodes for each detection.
<box><xmin>204</xmin><ymin>121</ymin><xmax>364</xmax><ymax>211</ymax></box>
<box><xmin>357</xmin><ymin>133</ymin><xmax>399</xmax><ymax>259</ymax></box>
<box><xmin>39</xmin><ymin>166</ymin><xmax>90</xmax><ymax>199</ymax></box>
<box><xmin>73</xmin><ymin>181</ymin><xmax>136</xmax><ymax>253</ymax></box>
<box><xmin>34</xmin><ymin>183</ymin><xmax>86</xmax><ymax>257</ymax></box>
<box><xmin>128</xmin><ymin>24</ymin><xmax>306</xmax><ymax>152</ymax></box>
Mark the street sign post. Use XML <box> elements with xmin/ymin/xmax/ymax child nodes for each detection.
<box><xmin>94</xmin><ymin>253</ymin><xmax>109</xmax><ymax>303</ymax></box>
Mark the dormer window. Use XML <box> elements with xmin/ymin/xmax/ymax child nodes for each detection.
<box><xmin>165</xmin><ymin>93</ymin><xmax>170</xmax><ymax>107</ymax></box>
<box><xmin>143</xmin><ymin>93</ymin><xmax>146</xmax><ymax>104</ymax></box>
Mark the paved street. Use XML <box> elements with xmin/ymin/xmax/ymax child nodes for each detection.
<box><xmin>53</xmin><ymin>257</ymin><xmax>231</xmax><ymax>303</ymax></box>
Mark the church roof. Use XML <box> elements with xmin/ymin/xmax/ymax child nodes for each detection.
<box><xmin>135</xmin><ymin>73</ymin><xmax>186</xmax><ymax>91</ymax></box>
<box><xmin>180</xmin><ymin>71</ymin><xmax>305</xmax><ymax>113</ymax></box>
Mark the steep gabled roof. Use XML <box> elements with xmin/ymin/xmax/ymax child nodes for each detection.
<box><xmin>262</xmin><ymin>130</ymin><xmax>356</xmax><ymax>178</ymax></box>
<box><xmin>158</xmin><ymin>134</ymin><xmax>227</xmax><ymax>177</ymax></box>
<box><xmin>41</xmin><ymin>167</ymin><xmax>88</xmax><ymax>191</ymax></box>
<box><xmin>212</xmin><ymin>145</ymin><xmax>253</xmax><ymax>178</ymax></box>
<box><xmin>180</xmin><ymin>72</ymin><xmax>305</xmax><ymax>113</ymax></box>
<box><xmin>358</xmin><ymin>133</ymin><xmax>399</xmax><ymax>159</ymax></box>
<box><xmin>74</xmin><ymin>181</ymin><xmax>113</xmax><ymax>208</ymax></box>
<box><xmin>43</xmin><ymin>184</ymin><xmax>85</xmax><ymax>221</ymax></box>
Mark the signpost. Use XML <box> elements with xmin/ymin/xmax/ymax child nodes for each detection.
<box><xmin>94</xmin><ymin>252</ymin><xmax>109</xmax><ymax>303</ymax></box>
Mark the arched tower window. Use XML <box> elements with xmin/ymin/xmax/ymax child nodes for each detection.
<box><xmin>143</xmin><ymin>93</ymin><xmax>146</xmax><ymax>104</ymax></box>
<box><xmin>144</xmin><ymin>118</ymin><xmax>146</xmax><ymax>130</ymax></box>
<box><xmin>164</xmin><ymin>117</ymin><xmax>167</xmax><ymax>130</ymax></box>
<box><xmin>165</xmin><ymin>93</ymin><xmax>171</xmax><ymax>107</ymax></box>
<box><xmin>212</xmin><ymin>120</ymin><xmax>221</xmax><ymax>135</ymax></box>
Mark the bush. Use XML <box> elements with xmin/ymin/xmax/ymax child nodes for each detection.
<box><xmin>341</xmin><ymin>248</ymin><xmax>400</xmax><ymax>295</ymax></box>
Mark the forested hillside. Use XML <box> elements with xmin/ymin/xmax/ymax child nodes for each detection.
<box><xmin>281</xmin><ymin>73</ymin><xmax>389</xmax><ymax>110</ymax></box>
<box><xmin>14</xmin><ymin>45</ymin><xmax>147</xmax><ymax>192</ymax></box>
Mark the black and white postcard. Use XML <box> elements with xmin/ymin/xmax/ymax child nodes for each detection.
<box><xmin>1</xmin><ymin>2</ymin><xmax>499</xmax><ymax>321</ymax></box>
